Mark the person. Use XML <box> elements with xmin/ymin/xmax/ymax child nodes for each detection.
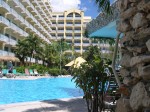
<box><xmin>0</xmin><ymin>67</ymin><xmax>2</xmax><ymax>78</ymax></box>
<box><xmin>0</xmin><ymin>66</ymin><xmax>2</xmax><ymax>74</ymax></box>
<box><xmin>7</xmin><ymin>61</ymin><xmax>13</xmax><ymax>73</ymax></box>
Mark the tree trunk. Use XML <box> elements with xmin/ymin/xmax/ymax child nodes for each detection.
<box><xmin>116</xmin><ymin>0</ymin><xmax>150</xmax><ymax>112</ymax></box>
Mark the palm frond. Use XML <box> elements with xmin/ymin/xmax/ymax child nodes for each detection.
<box><xmin>95</xmin><ymin>0</ymin><xmax>112</xmax><ymax>14</ymax></box>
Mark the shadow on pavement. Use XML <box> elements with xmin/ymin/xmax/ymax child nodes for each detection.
<box><xmin>23</xmin><ymin>98</ymin><xmax>87</xmax><ymax>112</ymax></box>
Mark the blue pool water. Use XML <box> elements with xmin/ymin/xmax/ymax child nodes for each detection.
<box><xmin>0</xmin><ymin>77</ymin><xmax>83</xmax><ymax>104</ymax></box>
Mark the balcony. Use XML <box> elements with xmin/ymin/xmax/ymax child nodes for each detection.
<box><xmin>65</xmin><ymin>37</ymin><xmax>72</xmax><ymax>40</ymax></box>
<box><xmin>74</xmin><ymin>24</ymin><xmax>81</xmax><ymax>27</ymax></box>
<box><xmin>83</xmin><ymin>43</ymin><xmax>90</xmax><ymax>47</ymax></box>
<box><xmin>12</xmin><ymin>0</ymin><xmax>50</xmax><ymax>36</ymax></box>
<box><xmin>0</xmin><ymin>16</ymin><xmax>10</xmax><ymax>27</ymax></box>
<box><xmin>66</xmin><ymin>24</ymin><xmax>73</xmax><ymax>27</ymax></box>
<box><xmin>58</xmin><ymin>17</ymin><xmax>64</xmax><ymax>20</ymax></box>
<box><xmin>74</xmin><ymin>30</ymin><xmax>81</xmax><ymax>33</ymax></box>
<box><xmin>57</xmin><ymin>24</ymin><xmax>64</xmax><ymax>27</ymax></box>
<box><xmin>75</xmin><ymin>17</ymin><xmax>81</xmax><ymax>20</ymax></box>
<box><xmin>0</xmin><ymin>34</ymin><xmax>9</xmax><ymax>43</ymax></box>
<box><xmin>57</xmin><ymin>30</ymin><xmax>64</xmax><ymax>33</ymax></box>
<box><xmin>74</xmin><ymin>37</ymin><xmax>81</xmax><ymax>40</ymax></box>
<box><xmin>66</xmin><ymin>17</ymin><xmax>73</xmax><ymax>20</ymax></box>
<box><xmin>0</xmin><ymin>0</ymin><xmax>11</xmax><ymax>12</ymax></box>
<box><xmin>0</xmin><ymin>16</ymin><xmax>29</xmax><ymax>37</ymax></box>
<box><xmin>0</xmin><ymin>50</ymin><xmax>15</xmax><ymax>57</ymax></box>
<box><xmin>74</xmin><ymin>43</ymin><xmax>81</xmax><ymax>46</ymax></box>
<box><xmin>66</xmin><ymin>30</ymin><xmax>73</xmax><ymax>33</ymax></box>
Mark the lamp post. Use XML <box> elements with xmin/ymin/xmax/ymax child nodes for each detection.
<box><xmin>60</xmin><ymin>38</ymin><xmax>64</xmax><ymax>75</ymax></box>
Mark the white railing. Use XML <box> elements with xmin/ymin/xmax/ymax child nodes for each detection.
<box><xmin>0</xmin><ymin>34</ymin><xmax>17</xmax><ymax>46</ymax></box>
<box><xmin>58</xmin><ymin>30</ymin><xmax>64</xmax><ymax>33</ymax></box>
<box><xmin>74</xmin><ymin>37</ymin><xmax>81</xmax><ymax>39</ymax></box>
<box><xmin>74</xmin><ymin>43</ymin><xmax>81</xmax><ymax>46</ymax></box>
<box><xmin>66</xmin><ymin>24</ymin><xmax>73</xmax><ymax>26</ymax></box>
<box><xmin>0</xmin><ymin>1</ymin><xmax>51</xmax><ymax>42</ymax></box>
<box><xmin>66</xmin><ymin>30</ymin><xmax>72</xmax><ymax>33</ymax></box>
<box><xmin>0</xmin><ymin>16</ymin><xmax>10</xmax><ymax>26</ymax></box>
<box><xmin>83</xmin><ymin>43</ymin><xmax>90</xmax><ymax>46</ymax></box>
<box><xmin>74</xmin><ymin>30</ymin><xmax>81</xmax><ymax>33</ymax></box>
<box><xmin>66</xmin><ymin>17</ymin><xmax>73</xmax><ymax>19</ymax></box>
<box><xmin>0</xmin><ymin>0</ymin><xmax>10</xmax><ymax>11</ymax></box>
<box><xmin>75</xmin><ymin>17</ymin><xmax>81</xmax><ymax>19</ymax></box>
<box><xmin>0</xmin><ymin>50</ymin><xmax>15</xmax><ymax>57</ymax></box>
<box><xmin>74</xmin><ymin>24</ymin><xmax>81</xmax><ymax>27</ymax></box>
<box><xmin>57</xmin><ymin>24</ymin><xmax>64</xmax><ymax>27</ymax></box>
<box><xmin>0</xmin><ymin>34</ymin><xmax>9</xmax><ymax>42</ymax></box>
<box><xmin>13</xmin><ymin>0</ymin><xmax>51</xmax><ymax>37</ymax></box>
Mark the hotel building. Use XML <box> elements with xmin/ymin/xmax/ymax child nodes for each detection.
<box><xmin>0</xmin><ymin>0</ymin><xmax>52</xmax><ymax>63</ymax></box>
<box><xmin>50</xmin><ymin>9</ymin><xmax>92</xmax><ymax>55</ymax></box>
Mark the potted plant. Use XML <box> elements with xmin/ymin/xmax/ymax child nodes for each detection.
<box><xmin>72</xmin><ymin>46</ymin><xmax>113</xmax><ymax>112</ymax></box>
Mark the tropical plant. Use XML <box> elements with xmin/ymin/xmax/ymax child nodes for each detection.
<box><xmin>14</xmin><ymin>39</ymin><xmax>29</xmax><ymax>66</ymax></box>
<box><xmin>25</xmin><ymin>34</ymin><xmax>42</xmax><ymax>63</ymax></box>
<box><xmin>95</xmin><ymin>0</ymin><xmax>112</xmax><ymax>14</ymax></box>
<box><xmin>72</xmin><ymin>46</ymin><xmax>112</xmax><ymax>112</ymax></box>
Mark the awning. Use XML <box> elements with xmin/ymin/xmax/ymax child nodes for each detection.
<box><xmin>0</xmin><ymin>56</ymin><xmax>20</xmax><ymax>62</ymax></box>
<box><xmin>89</xmin><ymin>20</ymin><xmax>119</xmax><ymax>38</ymax></box>
<box><xmin>65</xmin><ymin>57</ymin><xmax>86</xmax><ymax>68</ymax></box>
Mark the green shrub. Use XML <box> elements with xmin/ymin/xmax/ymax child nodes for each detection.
<box><xmin>48</xmin><ymin>68</ymin><xmax>60</xmax><ymax>76</ymax></box>
<box><xmin>16</xmin><ymin>66</ymin><xmax>25</xmax><ymax>73</ymax></box>
<box><xmin>62</xmin><ymin>69</ymin><xmax>69</xmax><ymax>75</ymax></box>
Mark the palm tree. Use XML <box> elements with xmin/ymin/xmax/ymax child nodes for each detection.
<box><xmin>25</xmin><ymin>34</ymin><xmax>42</xmax><ymax>64</ymax></box>
<box><xmin>95</xmin><ymin>0</ymin><xmax>112</xmax><ymax>14</ymax></box>
<box><xmin>14</xmin><ymin>39</ymin><xmax>29</xmax><ymax>66</ymax></box>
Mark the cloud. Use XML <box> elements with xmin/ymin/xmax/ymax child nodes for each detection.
<box><xmin>81</xmin><ymin>7</ymin><xmax>88</xmax><ymax>11</ymax></box>
<box><xmin>50</xmin><ymin>0</ymin><xmax>81</xmax><ymax>12</ymax></box>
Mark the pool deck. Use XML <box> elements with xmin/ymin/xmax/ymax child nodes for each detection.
<box><xmin>0</xmin><ymin>75</ymin><xmax>72</xmax><ymax>80</ymax></box>
<box><xmin>0</xmin><ymin>97</ymin><xmax>88</xmax><ymax>112</ymax></box>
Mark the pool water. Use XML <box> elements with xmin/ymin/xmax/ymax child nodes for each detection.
<box><xmin>0</xmin><ymin>77</ymin><xmax>83</xmax><ymax>104</ymax></box>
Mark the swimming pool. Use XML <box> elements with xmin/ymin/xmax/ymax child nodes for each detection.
<box><xmin>0</xmin><ymin>77</ymin><xmax>83</xmax><ymax>104</ymax></box>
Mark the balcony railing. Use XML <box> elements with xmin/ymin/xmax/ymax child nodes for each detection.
<box><xmin>66</xmin><ymin>30</ymin><xmax>72</xmax><ymax>33</ymax></box>
<box><xmin>0</xmin><ymin>34</ymin><xmax>17</xmax><ymax>46</ymax></box>
<box><xmin>75</xmin><ymin>17</ymin><xmax>81</xmax><ymax>19</ymax></box>
<box><xmin>66</xmin><ymin>24</ymin><xmax>73</xmax><ymax>26</ymax></box>
<box><xmin>74</xmin><ymin>30</ymin><xmax>81</xmax><ymax>33</ymax></box>
<box><xmin>57</xmin><ymin>24</ymin><xmax>64</xmax><ymax>27</ymax></box>
<box><xmin>66</xmin><ymin>17</ymin><xmax>73</xmax><ymax>20</ymax></box>
<box><xmin>0</xmin><ymin>50</ymin><xmax>15</xmax><ymax>57</ymax></box>
<box><xmin>58</xmin><ymin>30</ymin><xmax>64</xmax><ymax>33</ymax></box>
<box><xmin>74</xmin><ymin>24</ymin><xmax>81</xmax><ymax>27</ymax></box>
<box><xmin>74</xmin><ymin>37</ymin><xmax>81</xmax><ymax>39</ymax></box>
<box><xmin>0</xmin><ymin>0</ymin><xmax>51</xmax><ymax>42</ymax></box>
<box><xmin>0</xmin><ymin>0</ymin><xmax>10</xmax><ymax>12</ymax></box>
<box><xmin>0</xmin><ymin>16</ymin><xmax>28</xmax><ymax>37</ymax></box>
<box><xmin>12</xmin><ymin>0</ymin><xmax>51</xmax><ymax>36</ymax></box>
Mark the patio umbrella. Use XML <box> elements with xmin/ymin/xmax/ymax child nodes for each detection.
<box><xmin>89</xmin><ymin>20</ymin><xmax>122</xmax><ymax>87</ymax></box>
<box><xmin>0</xmin><ymin>56</ymin><xmax>20</xmax><ymax>62</ymax></box>
<box><xmin>65</xmin><ymin>57</ymin><xmax>86</xmax><ymax>68</ymax></box>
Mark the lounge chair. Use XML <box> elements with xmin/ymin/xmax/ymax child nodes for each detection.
<box><xmin>2</xmin><ymin>69</ymin><xmax>8</xmax><ymax>76</ymax></box>
<box><xmin>25</xmin><ymin>68</ymin><xmax>30</xmax><ymax>76</ymax></box>
<box><xmin>29</xmin><ymin>69</ymin><xmax>34</xmax><ymax>76</ymax></box>
<box><xmin>13</xmin><ymin>69</ymin><xmax>18</xmax><ymax>76</ymax></box>
<box><xmin>33</xmin><ymin>69</ymin><xmax>39</xmax><ymax>76</ymax></box>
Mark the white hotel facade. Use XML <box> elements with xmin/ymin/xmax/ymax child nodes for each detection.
<box><xmin>0</xmin><ymin>0</ymin><xmax>52</xmax><ymax>63</ymax></box>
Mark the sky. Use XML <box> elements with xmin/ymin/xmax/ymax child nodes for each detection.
<box><xmin>50</xmin><ymin>0</ymin><xmax>114</xmax><ymax>19</ymax></box>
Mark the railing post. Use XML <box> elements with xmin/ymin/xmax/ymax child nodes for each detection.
<box><xmin>112</xmin><ymin>32</ymin><xmax>121</xmax><ymax>87</ymax></box>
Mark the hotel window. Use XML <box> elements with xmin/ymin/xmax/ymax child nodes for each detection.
<box><xmin>67</xmin><ymin>13</ymin><xmax>73</xmax><ymax>17</ymax></box>
<box><xmin>59</xmin><ymin>15</ymin><xmax>64</xmax><ymax>17</ymax></box>
<box><xmin>75</xmin><ymin>13</ymin><xmax>81</xmax><ymax>17</ymax></box>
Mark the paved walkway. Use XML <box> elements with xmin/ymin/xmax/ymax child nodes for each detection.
<box><xmin>0</xmin><ymin>97</ymin><xmax>87</xmax><ymax>112</ymax></box>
